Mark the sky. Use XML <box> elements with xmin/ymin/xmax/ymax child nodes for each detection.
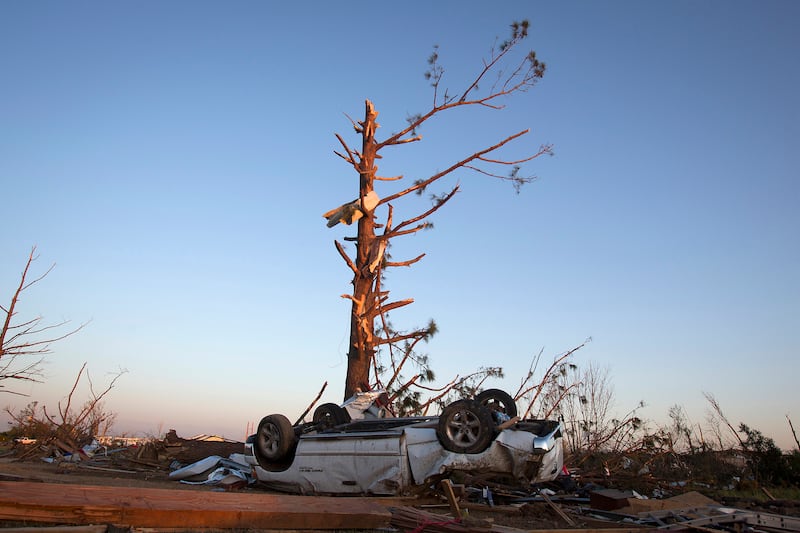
<box><xmin>1</xmin><ymin>1</ymin><xmax>798</xmax><ymax>449</ymax></box>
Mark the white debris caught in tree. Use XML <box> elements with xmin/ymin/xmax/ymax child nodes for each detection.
<box><xmin>323</xmin><ymin>191</ymin><xmax>380</xmax><ymax>227</ymax></box>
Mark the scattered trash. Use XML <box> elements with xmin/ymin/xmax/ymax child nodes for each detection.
<box><xmin>179</xmin><ymin>466</ymin><xmax>249</xmax><ymax>488</ymax></box>
<box><xmin>169</xmin><ymin>455</ymin><xmax>226</xmax><ymax>481</ymax></box>
<box><xmin>2</xmin><ymin>429</ymin><xmax>247</xmax><ymax>489</ymax></box>
<box><xmin>169</xmin><ymin>454</ymin><xmax>252</xmax><ymax>488</ymax></box>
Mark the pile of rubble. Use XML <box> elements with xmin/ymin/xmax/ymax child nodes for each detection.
<box><xmin>2</xmin><ymin>429</ymin><xmax>247</xmax><ymax>486</ymax></box>
<box><xmin>391</xmin><ymin>486</ymin><xmax>800</xmax><ymax>533</ymax></box>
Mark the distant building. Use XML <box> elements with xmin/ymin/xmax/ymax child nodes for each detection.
<box><xmin>95</xmin><ymin>435</ymin><xmax>152</xmax><ymax>447</ymax></box>
<box><xmin>188</xmin><ymin>434</ymin><xmax>240</xmax><ymax>443</ymax></box>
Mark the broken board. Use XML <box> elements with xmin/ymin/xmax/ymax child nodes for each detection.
<box><xmin>0</xmin><ymin>481</ymin><xmax>391</xmax><ymax>529</ymax></box>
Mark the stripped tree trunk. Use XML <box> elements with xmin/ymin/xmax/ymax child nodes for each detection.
<box><xmin>345</xmin><ymin>101</ymin><xmax>379</xmax><ymax>398</ymax></box>
<box><xmin>333</xmin><ymin>22</ymin><xmax>551</xmax><ymax>402</ymax></box>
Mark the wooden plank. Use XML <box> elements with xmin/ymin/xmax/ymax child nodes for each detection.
<box><xmin>461</xmin><ymin>502</ymin><xmax>522</xmax><ymax>514</ymax></box>
<box><xmin>0</xmin><ymin>481</ymin><xmax>391</xmax><ymax>530</ymax></box>
<box><xmin>540</xmin><ymin>491</ymin><xmax>576</xmax><ymax>526</ymax></box>
<box><xmin>493</xmin><ymin>529</ymin><xmax>655</xmax><ymax>533</ymax></box>
<box><xmin>391</xmin><ymin>506</ymin><xmax>655</xmax><ymax>533</ymax></box>
<box><xmin>0</xmin><ymin>527</ymin><xmax>107</xmax><ymax>533</ymax></box>
<box><xmin>440</xmin><ymin>479</ymin><xmax>465</xmax><ymax>519</ymax></box>
<box><xmin>496</xmin><ymin>417</ymin><xmax>521</xmax><ymax>431</ymax></box>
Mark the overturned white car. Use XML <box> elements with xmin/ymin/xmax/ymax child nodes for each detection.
<box><xmin>244</xmin><ymin>389</ymin><xmax>564</xmax><ymax>495</ymax></box>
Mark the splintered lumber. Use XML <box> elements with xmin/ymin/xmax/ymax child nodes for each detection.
<box><xmin>494</xmin><ymin>530</ymin><xmax>654</xmax><ymax>533</ymax></box>
<box><xmin>440</xmin><ymin>479</ymin><xmax>465</xmax><ymax>519</ymax></box>
<box><xmin>390</xmin><ymin>507</ymin><xmax>655</xmax><ymax>533</ymax></box>
<box><xmin>389</xmin><ymin>506</ymin><xmax>493</xmax><ymax>532</ymax></box>
<box><xmin>0</xmin><ymin>481</ymin><xmax>391</xmax><ymax>529</ymax></box>
<box><xmin>539</xmin><ymin>491</ymin><xmax>576</xmax><ymax>526</ymax></box>
<box><xmin>0</xmin><ymin>527</ymin><xmax>108</xmax><ymax>533</ymax></box>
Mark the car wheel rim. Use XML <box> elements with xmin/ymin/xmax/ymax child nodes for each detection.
<box><xmin>260</xmin><ymin>423</ymin><xmax>280</xmax><ymax>454</ymax></box>
<box><xmin>446</xmin><ymin>409</ymin><xmax>481</xmax><ymax>446</ymax></box>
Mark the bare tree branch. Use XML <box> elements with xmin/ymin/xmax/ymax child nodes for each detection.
<box><xmin>294</xmin><ymin>381</ymin><xmax>328</xmax><ymax>426</ymax></box>
<box><xmin>1</xmin><ymin>247</ymin><xmax>87</xmax><ymax>394</ymax></box>
<box><xmin>385</xmin><ymin>254</ymin><xmax>426</xmax><ymax>269</ymax></box>
<box><xmin>787</xmin><ymin>414</ymin><xmax>800</xmax><ymax>451</ymax></box>
<box><xmin>703</xmin><ymin>392</ymin><xmax>747</xmax><ymax>449</ymax></box>
<box><xmin>329</xmin><ymin>22</ymin><xmax>552</xmax><ymax>402</ymax></box>
<box><xmin>11</xmin><ymin>363</ymin><xmax>126</xmax><ymax>445</ymax></box>
<box><xmin>333</xmin><ymin>240</ymin><xmax>358</xmax><ymax>274</ymax></box>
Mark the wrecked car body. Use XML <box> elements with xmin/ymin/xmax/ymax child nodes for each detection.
<box><xmin>244</xmin><ymin>389</ymin><xmax>564</xmax><ymax>495</ymax></box>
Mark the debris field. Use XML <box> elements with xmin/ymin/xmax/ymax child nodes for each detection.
<box><xmin>2</xmin><ymin>430</ymin><xmax>799</xmax><ymax>532</ymax></box>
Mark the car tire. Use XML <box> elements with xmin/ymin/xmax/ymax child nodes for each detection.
<box><xmin>313</xmin><ymin>403</ymin><xmax>351</xmax><ymax>429</ymax></box>
<box><xmin>437</xmin><ymin>399</ymin><xmax>495</xmax><ymax>454</ymax></box>
<box><xmin>475</xmin><ymin>389</ymin><xmax>518</xmax><ymax>419</ymax></box>
<box><xmin>255</xmin><ymin>414</ymin><xmax>297</xmax><ymax>463</ymax></box>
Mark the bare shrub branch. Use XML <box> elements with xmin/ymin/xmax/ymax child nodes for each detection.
<box><xmin>5</xmin><ymin>363</ymin><xmax>126</xmax><ymax>445</ymax></box>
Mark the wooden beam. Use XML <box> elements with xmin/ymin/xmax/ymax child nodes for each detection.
<box><xmin>493</xmin><ymin>529</ymin><xmax>653</xmax><ymax>533</ymax></box>
<box><xmin>0</xmin><ymin>481</ymin><xmax>391</xmax><ymax>530</ymax></box>
<box><xmin>0</xmin><ymin>527</ymin><xmax>107</xmax><ymax>533</ymax></box>
<box><xmin>440</xmin><ymin>479</ymin><xmax>465</xmax><ymax>519</ymax></box>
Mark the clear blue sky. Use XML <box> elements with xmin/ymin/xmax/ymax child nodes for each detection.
<box><xmin>2</xmin><ymin>1</ymin><xmax>798</xmax><ymax>448</ymax></box>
